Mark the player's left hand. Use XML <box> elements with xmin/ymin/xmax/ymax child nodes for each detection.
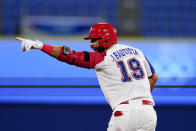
<box><xmin>16</xmin><ymin>37</ymin><xmax>43</xmax><ymax>52</ymax></box>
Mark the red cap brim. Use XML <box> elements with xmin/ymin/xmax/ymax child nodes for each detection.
<box><xmin>84</xmin><ymin>37</ymin><xmax>91</xmax><ymax>40</ymax></box>
<box><xmin>84</xmin><ymin>34</ymin><xmax>101</xmax><ymax>40</ymax></box>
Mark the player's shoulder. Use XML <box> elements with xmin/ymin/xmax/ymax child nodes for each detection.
<box><xmin>122</xmin><ymin>44</ymin><xmax>141</xmax><ymax>51</ymax></box>
<box><xmin>89</xmin><ymin>51</ymin><xmax>106</xmax><ymax>68</ymax></box>
<box><xmin>111</xmin><ymin>43</ymin><xmax>137</xmax><ymax>49</ymax></box>
<box><xmin>110</xmin><ymin>43</ymin><xmax>143</xmax><ymax>54</ymax></box>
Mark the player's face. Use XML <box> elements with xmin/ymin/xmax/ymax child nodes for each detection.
<box><xmin>89</xmin><ymin>38</ymin><xmax>100</xmax><ymax>51</ymax></box>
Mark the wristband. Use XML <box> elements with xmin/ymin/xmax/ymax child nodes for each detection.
<box><xmin>41</xmin><ymin>44</ymin><xmax>54</xmax><ymax>55</ymax></box>
<box><xmin>63</xmin><ymin>46</ymin><xmax>70</xmax><ymax>55</ymax></box>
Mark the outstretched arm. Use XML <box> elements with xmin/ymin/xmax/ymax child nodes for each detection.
<box><xmin>16</xmin><ymin>37</ymin><xmax>104</xmax><ymax>69</ymax></box>
<box><xmin>41</xmin><ymin>44</ymin><xmax>92</xmax><ymax>68</ymax></box>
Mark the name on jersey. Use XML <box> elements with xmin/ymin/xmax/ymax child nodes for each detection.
<box><xmin>110</xmin><ymin>48</ymin><xmax>139</xmax><ymax>62</ymax></box>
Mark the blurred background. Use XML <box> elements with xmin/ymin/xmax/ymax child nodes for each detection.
<box><xmin>0</xmin><ymin>0</ymin><xmax>196</xmax><ymax>131</ymax></box>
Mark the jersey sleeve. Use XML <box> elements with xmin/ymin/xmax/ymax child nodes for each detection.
<box><xmin>57</xmin><ymin>47</ymin><xmax>91</xmax><ymax>69</ymax></box>
<box><xmin>143</xmin><ymin>56</ymin><xmax>155</xmax><ymax>77</ymax></box>
<box><xmin>89</xmin><ymin>52</ymin><xmax>106</xmax><ymax>68</ymax></box>
<box><xmin>57</xmin><ymin>46</ymin><xmax>105</xmax><ymax>69</ymax></box>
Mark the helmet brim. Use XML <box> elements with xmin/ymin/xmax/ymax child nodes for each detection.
<box><xmin>84</xmin><ymin>34</ymin><xmax>101</xmax><ymax>40</ymax></box>
<box><xmin>84</xmin><ymin>37</ymin><xmax>91</xmax><ymax>40</ymax></box>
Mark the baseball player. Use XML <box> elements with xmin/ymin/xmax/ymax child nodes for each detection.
<box><xmin>16</xmin><ymin>23</ymin><xmax>158</xmax><ymax>131</ymax></box>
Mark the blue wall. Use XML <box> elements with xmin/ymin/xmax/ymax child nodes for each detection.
<box><xmin>0</xmin><ymin>38</ymin><xmax>196</xmax><ymax>86</ymax></box>
<box><xmin>0</xmin><ymin>104</ymin><xmax>195</xmax><ymax>131</ymax></box>
<box><xmin>0</xmin><ymin>88</ymin><xmax>196</xmax><ymax>131</ymax></box>
<box><xmin>1</xmin><ymin>38</ymin><xmax>196</xmax><ymax>131</ymax></box>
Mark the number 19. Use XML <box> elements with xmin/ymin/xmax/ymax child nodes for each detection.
<box><xmin>117</xmin><ymin>58</ymin><xmax>145</xmax><ymax>82</ymax></box>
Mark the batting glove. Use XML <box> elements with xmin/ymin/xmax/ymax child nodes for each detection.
<box><xmin>16</xmin><ymin>37</ymin><xmax>43</xmax><ymax>52</ymax></box>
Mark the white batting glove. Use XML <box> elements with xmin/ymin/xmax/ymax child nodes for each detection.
<box><xmin>16</xmin><ymin>37</ymin><xmax>43</xmax><ymax>52</ymax></box>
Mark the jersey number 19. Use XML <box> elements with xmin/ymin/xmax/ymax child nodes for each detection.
<box><xmin>117</xmin><ymin>58</ymin><xmax>145</xmax><ymax>82</ymax></box>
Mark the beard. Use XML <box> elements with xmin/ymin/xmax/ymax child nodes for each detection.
<box><xmin>91</xmin><ymin>46</ymin><xmax>105</xmax><ymax>53</ymax></box>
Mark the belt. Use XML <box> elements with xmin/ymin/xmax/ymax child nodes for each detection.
<box><xmin>120</xmin><ymin>100</ymin><xmax>153</xmax><ymax>105</ymax></box>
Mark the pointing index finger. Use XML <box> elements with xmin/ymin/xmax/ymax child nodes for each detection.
<box><xmin>16</xmin><ymin>37</ymin><xmax>25</xmax><ymax>41</ymax></box>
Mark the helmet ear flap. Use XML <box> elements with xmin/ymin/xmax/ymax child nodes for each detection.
<box><xmin>99</xmin><ymin>37</ymin><xmax>111</xmax><ymax>48</ymax></box>
<box><xmin>104</xmin><ymin>40</ymin><xmax>108</xmax><ymax>44</ymax></box>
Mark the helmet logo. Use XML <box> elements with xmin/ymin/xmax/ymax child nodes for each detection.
<box><xmin>89</xmin><ymin>27</ymin><xmax>92</xmax><ymax>34</ymax></box>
